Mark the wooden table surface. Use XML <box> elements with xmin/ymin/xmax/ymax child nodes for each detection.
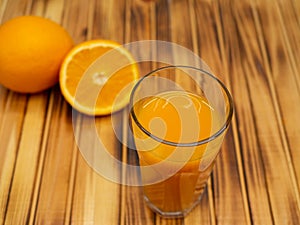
<box><xmin>1</xmin><ymin>0</ymin><xmax>300</xmax><ymax>224</ymax></box>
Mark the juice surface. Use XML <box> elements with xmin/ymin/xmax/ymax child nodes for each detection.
<box><xmin>131</xmin><ymin>91</ymin><xmax>216</xmax><ymax>214</ymax></box>
<box><xmin>132</xmin><ymin>90</ymin><xmax>213</xmax><ymax>161</ymax></box>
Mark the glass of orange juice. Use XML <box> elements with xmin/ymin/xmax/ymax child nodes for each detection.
<box><xmin>129</xmin><ymin>65</ymin><xmax>233</xmax><ymax>218</ymax></box>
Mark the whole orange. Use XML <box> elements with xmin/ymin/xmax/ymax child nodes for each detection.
<box><xmin>0</xmin><ymin>16</ymin><xmax>73</xmax><ymax>93</ymax></box>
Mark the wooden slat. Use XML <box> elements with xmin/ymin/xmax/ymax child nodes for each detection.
<box><xmin>69</xmin><ymin>0</ymin><xmax>126</xmax><ymax>224</ymax></box>
<box><xmin>54</xmin><ymin>1</ymin><xmax>106</xmax><ymax>224</ymax></box>
<box><xmin>62</xmin><ymin>0</ymin><xmax>94</xmax><ymax>44</ymax></box>
<box><xmin>94</xmin><ymin>113</ymin><xmax>123</xmax><ymax>224</ymax></box>
<box><xmin>169</xmin><ymin>0</ymin><xmax>193</xmax><ymax>51</ymax></box>
<box><xmin>127</xmin><ymin>0</ymin><xmax>154</xmax><ymax>42</ymax></box>
<box><xmin>0</xmin><ymin>1</ymin><xmax>53</xmax><ymax>224</ymax></box>
<box><xmin>125</xmin><ymin>0</ymin><xmax>154</xmax><ymax>76</ymax></box>
<box><xmin>217</xmin><ymin>1</ymin><xmax>274</xmax><ymax>224</ymax></box>
<box><xmin>24</xmin><ymin>2</ymin><xmax>71</xmax><ymax>225</ymax></box>
<box><xmin>1</xmin><ymin>0</ymin><xmax>31</xmax><ymax>21</ymax></box>
<box><xmin>252</xmin><ymin>0</ymin><xmax>300</xmax><ymax>221</ymax></box>
<box><xmin>268</xmin><ymin>0</ymin><xmax>300</xmax><ymax>187</ymax></box>
<box><xmin>0</xmin><ymin>87</ymin><xmax>8</xmax><ymax>132</ymax></box>
<box><xmin>155</xmin><ymin>0</ymin><xmax>171</xmax><ymax>42</ymax></box>
<box><xmin>4</xmin><ymin>93</ymin><xmax>48</xmax><ymax>225</ymax></box>
<box><xmin>0</xmin><ymin>9</ymin><xmax>31</xmax><ymax>225</ymax></box>
<box><xmin>0</xmin><ymin>2</ymin><xmax>33</xmax><ymax>221</ymax></box>
<box><xmin>30</xmin><ymin>0</ymin><xmax>91</xmax><ymax>223</ymax></box>
<box><xmin>122</xmin><ymin>111</ymin><xmax>153</xmax><ymax>224</ymax></box>
<box><xmin>0</xmin><ymin>93</ymin><xmax>27</xmax><ymax>225</ymax></box>
<box><xmin>221</xmin><ymin>0</ymin><xmax>300</xmax><ymax>224</ymax></box>
<box><xmin>276</xmin><ymin>0</ymin><xmax>300</xmax><ymax>77</ymax></box>
<box><xmin>92</xmin><ymin>0</ymin><xmax>126</xmax><ymax>43</ymax></box>
<box><xmin>32</xmin><ymin>90</ymin><xmax>75</xmax><ymax>225</ymax></box>
<box><xmin>155</xmin><ymin>217</ymin><xmax>183</xmax><ymax>225</ymax></box>
<box><xmin>193</xmin><ymin>1</ymin><xmax>250</xmax><ymax>224</ymax></box>
<box><xmin>291</xmin><ymin>0</ymin><xmax>300</xmax><ymax>27</ymax></box>
<box><xmin>71</xmin><ymin>114</ymin><xmax>122</xmax><ymax>225</ymax></box>
<box><xmin>169</xmin><ymin>0</ymin><xmax>212</xmax><ymax>224</ymax></box>
<box><xmin>121</xmin><ymin>0</ymin><xmax>156</xmax><ymax>224</ymax></box>
<box><xmin>0</xmin><ymin>0</ymin><xmax>8</xmax><ymax>21</ymax></box>
<box><xmin>185</xmin><ymin>4</ymin><xmax>215</xmax><ymax>224</ymax></box>
<box><xmin>184</xmin><ymin>180</ymin><xmax>212</xmax><ymax>225</ymax></box>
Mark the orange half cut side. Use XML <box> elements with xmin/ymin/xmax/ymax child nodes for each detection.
<box><xmin>59</xmin><ymin>40</ymin><xmax>139</xmax><ymax>116</ymax></box>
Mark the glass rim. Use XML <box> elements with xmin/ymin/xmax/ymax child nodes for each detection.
<box><xmin>129</xmin><ymin>65</ymin><xmax>234</xmax><ymax>147</ymax></box>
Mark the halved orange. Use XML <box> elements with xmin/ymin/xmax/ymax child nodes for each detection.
<box><xmin>59</xmin><ymin>40</ymin><xmax>139</xmax><ymax>115</ymax></box>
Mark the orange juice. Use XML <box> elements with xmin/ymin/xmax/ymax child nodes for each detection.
<box><xmin>131</xmin><ymin>90</ymin><xmax>218</xmax><ymax>215</ymax></box>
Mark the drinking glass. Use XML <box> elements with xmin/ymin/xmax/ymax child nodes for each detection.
<box><xmin>129</xmin><ymin>65</ymin><xmax>233</xmax><ymax>218</ymax></box>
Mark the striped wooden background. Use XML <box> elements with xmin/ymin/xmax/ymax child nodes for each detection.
<box><xmin>0</xmin><ymin>0</ymin><xmax>300</xmax><ymax>224</ymax></box>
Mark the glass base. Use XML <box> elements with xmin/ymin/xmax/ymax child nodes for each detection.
<box><xmin>143</xmin><ymin>193</ymin><xmax>204</xmax><ymax>218</ymax></box>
